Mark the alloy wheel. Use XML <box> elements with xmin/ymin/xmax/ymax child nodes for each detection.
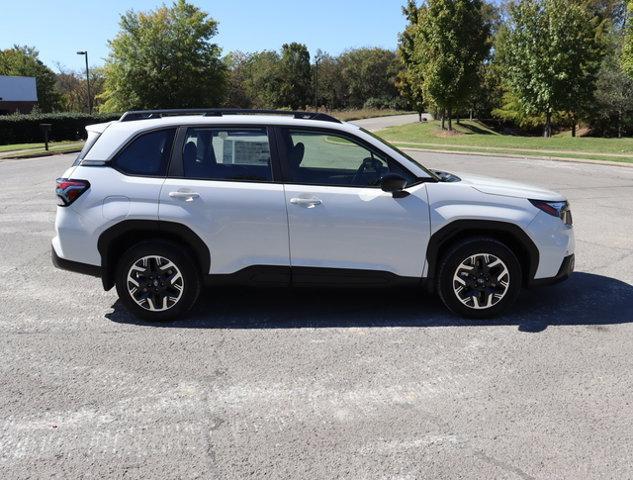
<box><xmin>452</xmin><ymin>253</ymin><xmax>510</xmax><ymax>310</ymax></box>
<box><xmin>126</xmin><ymin>255</ymin><xmax>184</xmax><ymax>312</ymax></box>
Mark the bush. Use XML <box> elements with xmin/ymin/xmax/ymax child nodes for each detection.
<box><xmin>0</xmin><ymin>112</ymin><xmax>121</xmax><ymax>145</ymax></box>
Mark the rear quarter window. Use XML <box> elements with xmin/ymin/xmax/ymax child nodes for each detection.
<box><xmin>112</xmin><ymin>128</ymin><xmax>176</xmax><ymax>176</ymax></box>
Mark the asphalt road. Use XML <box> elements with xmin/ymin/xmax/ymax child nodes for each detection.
<box><xmin>1</xmin><ymin>150</ymin><xmax>632</xmax><ymax>479</ymax></box>
<box><xmin>352</xmin><ymin>113</ymin><xmax>429</xmax><ymax>131</ymax></box>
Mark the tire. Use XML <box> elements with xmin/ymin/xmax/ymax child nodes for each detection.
<box><xmin>437</xmin><ymin>237</ymin><xmax>522</xmax><ymax>319</ymax></box>
<box><xmin>115</xmin><ymin>240</ymin><xmax>201</xmax><ymax>322</ymax></box>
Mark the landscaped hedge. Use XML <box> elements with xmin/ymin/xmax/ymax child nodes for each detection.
<box><xmin>0</xmin><ymin>112</ymin><xmax>121</xmax><ymax>145</ymax></box>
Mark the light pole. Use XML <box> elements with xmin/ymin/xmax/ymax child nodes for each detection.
<box><xmin>76</xmin><ymin>51</ymin><xmax>92</xmax><ymax>114</ymax></box>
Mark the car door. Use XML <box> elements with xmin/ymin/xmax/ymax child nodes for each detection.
<box><xmin>158</xmin><ymin>125</ymin><xmax>290</xmax><ymax>277</ymax></box>
<box><xmin>278</xmin><ymin>127</ymin><xmax>431</xmax><ymax>280</ymax></box>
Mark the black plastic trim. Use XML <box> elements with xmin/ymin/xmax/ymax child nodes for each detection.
<box><xmin>426</xmin><ymin>220</ymin><xmax>540</xmax><ymax>284</ymax></box>
<box><xmin>203</xmin><ymin>265</ymin><xmax>420</xmax><ymax>288</ymax></box>
<box><xmin>52</xmin><ymin>247</ymin><xmax>101</xmax><ymax>277</ymax></box>
<box><xmin>528</xmin><ymin>254</ymin><xmax>574</xmax><ymax>288</ymax></box>
<box><xmin>97</xmin><ymin>220</ymin><xmax>210</xmax><ymax>291</ymax></box>
<box><xmin>119</xmin><ymin>108</ymin><xmax>341</xmax><ymax>124</ymax></box>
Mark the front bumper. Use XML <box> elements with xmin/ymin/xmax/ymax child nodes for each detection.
<box><xmin>528</xmin><ymin>254</ymin><xmax>574</xmax><ymax>288</ymax></box>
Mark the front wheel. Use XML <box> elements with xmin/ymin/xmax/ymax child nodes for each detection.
<box><xmin>115</xmin><ymin>241</ymin><xmax>201</xmax><ymax>322</ymax></box>
<box><xmin>437</xmin><ymin>237</ymin><xmax>522</xmax><ymax>318</ymax></box>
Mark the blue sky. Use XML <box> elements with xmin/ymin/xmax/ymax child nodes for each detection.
<box><xmin>1</xmin><ymin>0</ymin><xmax>412</xmax><ymax>71</ymax></box>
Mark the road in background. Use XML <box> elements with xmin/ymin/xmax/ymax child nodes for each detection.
<box><xmin>1</xmin><ymin>150</ymin><xmax>632</xmax><ymax>479</ymax></box>
<box><xmin>351</xmin><ymin>113</ymin><xmax>429</xmax><ymax>131</ymax></box>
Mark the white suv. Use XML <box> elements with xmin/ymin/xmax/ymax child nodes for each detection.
<box><xmin>53</xmin><ymin>109</ymin><xmax>575</xmax><ymax>321</ymax></box>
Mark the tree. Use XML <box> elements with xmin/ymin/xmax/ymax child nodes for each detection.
<box><xmin>100</xmin><ymin>0</ymin><xmax>226</xmax><ymax>112</ymax></box>
<box><xmin>415</xmin><ymin>0</ymin><xmax>491</xmax><ymax>130</ymax></box>
<box><xmin>396</xmin><ymin>0</ymin><xmax>425</xmax><ymax>120</ymax></box>
<box><xmin>338</xmin><ymin>48</ymin><xmax>399</xmax><ymax>108</ymax></box>
<box><xmin>222</xmin><ymin>51</ymin><xmax>254</xmax><ymax>108</ymax></box>
<box><xmin>594</xmin><ymin>59</ymin><xmax>633</xmax><ymax>136</ymax></box>
<box><xmin>241</xmin><ymin>50</ymin><xmax>282</xmax><ymax>108</ymax></box>
<box><xmin>277</xmin><ymin>43</ymin><xmax>311</xmax><ymax>109</ymax></box>
<box><xmin>311</xmin><ymin>51</ymin><xmax>346</xmax><ymax>109</ymax></box>
<box><xmin>623</xmin><ymin>1</ymin><xmax>633</xmax><ymax>76</ymax></box>
<box><xmin>56</xmin><ymin>66</ymin><xmax>105</xmax><ymax>113</ymax></box>
<box><xmin>0</xmin><ymin>45</ymin><xmax>61</xmax><ymax>112</ymax></box>
<box><xmin>503</xmin><ymin>0</ymin><xmax>604</xmax><ymax>137</ymax></box>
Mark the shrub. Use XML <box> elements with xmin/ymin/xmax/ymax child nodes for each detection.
<box><xmin>0</xmin><ymin>112</ymin><xmax>120</xmax><ymax>145</ymax></box>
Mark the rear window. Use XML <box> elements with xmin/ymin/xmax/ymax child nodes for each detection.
<box><xmin>72</xmin><ymin>130</ymin><xmax>101</xmax><ymax>166</ymax></box>
<box><xmin>112</xmin><ymin>128</ymin><xmax>176</xmax><ymax>176</ymax></box>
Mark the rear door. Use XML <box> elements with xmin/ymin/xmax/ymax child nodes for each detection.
<box><xmin>277</xmin><ymin>127</ymin><xmax>431</xmax><ymax>280</ymax></box>
<box><xmin>158</xmin><ymin>126</ymin><xmax>290</xmax><ymax>277</ymax></box>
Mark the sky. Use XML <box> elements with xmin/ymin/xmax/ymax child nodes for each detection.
<box><xmin>1</xmin><ymin>0</ymin><xmax>413</xmax><ymax>72</ymax></box>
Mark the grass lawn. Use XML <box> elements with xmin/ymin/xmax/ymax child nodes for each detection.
<box><xmin>0</xmin><ymin>141</ymin><xmax>84</xmax><ymax>159</ymax></box>
<box><xmin>378</xmin><ymin>120</ymin><xmax>633</xmax><ymax>164</ymax></box>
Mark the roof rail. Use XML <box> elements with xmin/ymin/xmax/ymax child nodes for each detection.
<box><xmin>119</xmin><ymin>108</ymin><xmax>342</xmax><ymax>124</ymax></box>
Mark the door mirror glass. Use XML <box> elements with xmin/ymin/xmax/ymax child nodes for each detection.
<box><xmin>380</xmin><ymin>173</ymin><xmax>408</xmax><ymax>195</ymax></box>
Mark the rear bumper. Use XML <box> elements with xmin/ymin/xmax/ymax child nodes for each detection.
<box><xmin>52</xmin><ymin>245</ymin><xmax>101</xmax><ymax>278</ymax></box>
<box><xmin>528</xmin><ymin>254</ymin><xmax>574</xmax><ymax>288</ymax></box>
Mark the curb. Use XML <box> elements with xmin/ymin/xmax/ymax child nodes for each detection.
<box><xmin>0</xmin><ymin>149</ymin><xmax>81</xmax><ymax>160</ymax></box>
<box><xmin>399</xmin><ymin>146</ymin><xmax>633</xmax><ymax>168</ymax></box>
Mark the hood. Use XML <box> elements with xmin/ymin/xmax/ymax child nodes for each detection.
<box><xmin>452</xmin><ymin>171</ymin><xmax>566</xmax><ymax>201</ymax></box>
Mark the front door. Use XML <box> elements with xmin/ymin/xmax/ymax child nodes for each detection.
<box><xmin>279</xmin><ymin>128</ymin><xmax>431</xmax><ymax>279</ymax></box>
<box><xmin>159</xmin><ymin>126</ymin><xmax>289</xmax><ymax>276</ymax></box>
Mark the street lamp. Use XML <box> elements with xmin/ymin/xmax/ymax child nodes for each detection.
<box><xmin>76</xmin><ymin>51</ymin><xmax>92</xmax><ymax>114</ymax></box>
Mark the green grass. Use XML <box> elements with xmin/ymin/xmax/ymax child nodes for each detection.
<box><xmin>0</xmin><ymin>141</ymin><xmax>84</xmax><ymax>159</ymax></box>
<box><xmin>377</xmin><ymin>120</ymin><xmax>633</xmax><ymax>164</ymax></box>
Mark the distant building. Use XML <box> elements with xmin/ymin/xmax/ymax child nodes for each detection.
<box><xmin>0</xmin><ymin>76</ymin><xmax>38</xmax><ymax>114</ymax></box>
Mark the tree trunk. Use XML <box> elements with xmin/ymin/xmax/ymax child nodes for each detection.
<box><xmin>441</xmin><ymin>111</ymin><xmax>446</xmax><ymax>130</ymax></box>
<box><xmin>469</xmin><ymin>109</ymin><xmax>474</xmax><ymax>121</ymax></box>
<box><xmin>447</xmin><ymin>108</ymin><xmax>453</xmax><ymax>131</ymax></box>
<box><xmin>544</xmin><ymin>111</ymin><xmax>552</xmax><ymax>138</ymax></box>
<box><xmin>418</xmin><ymin>111</ymin><xmax>422</xmax><ymax>122</ymax></box>
<box><xmin>618</xmin><ymin>111</ymin><xmax>622</xmax><ymax>139</ymax></box>
<box><xmin>571</xmin><ymin>122</ymin><xmax>576</xmax><ymax>138</ymax></box>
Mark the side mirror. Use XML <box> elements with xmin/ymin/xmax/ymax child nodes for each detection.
<box><xmin>380</xmin><ymin>173</ymin><xmax>408</xmax><ymax>198</ymax></box>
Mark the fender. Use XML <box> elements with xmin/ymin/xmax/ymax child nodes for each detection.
<box><xmin>425</xmin><ymin>219</ymin><xmax>539</xmax><ymax>285</ymax></box>
<box><xmin>97</xmin><ymin>220</ymin><xmax>210</xmax><ymax>290</ymax></box>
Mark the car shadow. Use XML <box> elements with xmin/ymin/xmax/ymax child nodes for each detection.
<box><xmin>106</xmin><ymin>272</ymin><xmax>633</xmax><ymax>333</ymax></box>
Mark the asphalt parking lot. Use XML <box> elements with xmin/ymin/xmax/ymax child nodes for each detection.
<box><xmin>1</xmin><ymin>151</ymin><xmax>632</xmax><ymax>479</ymax></box>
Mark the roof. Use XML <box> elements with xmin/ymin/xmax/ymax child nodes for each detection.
<box><xmin>0</xmin><ymin>75</ymin><xmax>37</xmax><ymax>102</ymax></box>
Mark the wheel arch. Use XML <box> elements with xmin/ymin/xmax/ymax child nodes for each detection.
<box><xmin>426</xmin><ymin>220</ymin><xmax>539</xmax><ymax>287</ymax></box>
<box><xmin>97</xmin><ymin>220</ymin><xmax>210</xmax><ymax>290</ymax></box>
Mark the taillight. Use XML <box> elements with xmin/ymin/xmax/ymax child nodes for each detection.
<box><xmin>529</xmin><ymin>199</ymin><xmax>572</xmax><ymax>226</ymax></box>
<box><xmin>55</xmin><ymin>178</ymin><xmax>90</xmax><ymax>206</ymax></box>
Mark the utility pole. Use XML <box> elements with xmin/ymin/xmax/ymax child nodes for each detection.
<box><xmin>313</xmin><ymin>53</ymin><xmax>320</xmax><ymax>110</ymax></box>
<box><xmin>76</xmin><ymin>51</ymin><xmax>92</xmax><ymax>114</ymax></box>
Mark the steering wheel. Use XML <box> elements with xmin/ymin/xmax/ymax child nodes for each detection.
<box><xmin>351</xmin><ymin>157</ymin><xmax>384</xmax><ymax>185</ymax></box>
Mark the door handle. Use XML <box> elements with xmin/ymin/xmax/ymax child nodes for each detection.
<box><xmin>169</xmin><ymin>191</ymin><xmax>200</xmax><ymax>202</ymax></box>
<box><xmin>290</xmin><ymin>197</ymin><xmax>322</xmax><ymax>208</ymax></box>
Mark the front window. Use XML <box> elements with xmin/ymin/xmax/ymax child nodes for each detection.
<box><xmin>359</xmin><ymin>127</ymin><xmax>439</xmax><ymax>181</ymax></box>
<box><xmin>282</xmin><ymin>129</ymin><xmax>416</xmax><ymax>187</ymax></box>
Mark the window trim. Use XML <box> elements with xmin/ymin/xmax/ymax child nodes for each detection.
<box><xmin>100</xmin><ymin>127</ymin><xmax>177</xmax><ymax>178</ymax></box>
<box><xmin>168</xmin><ymin>124</ymin><xmax>281</xmax><ymax>184</ymax></box>
<box><xmin>273</xmin><ymin>126</ymin><xmax>420</xmax><ymax>189</ymax></box>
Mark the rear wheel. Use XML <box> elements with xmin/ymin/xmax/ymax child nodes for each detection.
<box><xmin>437</xmin><ymin>237</ymin><xmax>522</xmax><ymax>318</ymax></box>
<box><xmin>115</xmin><ymin>241</ymin><xmax>200</xmax><ymax>321</ymax></box>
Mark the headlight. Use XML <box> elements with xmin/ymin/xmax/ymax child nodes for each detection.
<box><xmin>529</xmin><ymin>199</ymin><xmax>572</xmax><ymax>226</ymax></box>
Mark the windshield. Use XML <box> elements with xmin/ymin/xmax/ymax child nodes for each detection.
<box><xmin>360</xmin><ymin>127</ymin><xmax>439</xmax><ymax>181</ymax></box>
